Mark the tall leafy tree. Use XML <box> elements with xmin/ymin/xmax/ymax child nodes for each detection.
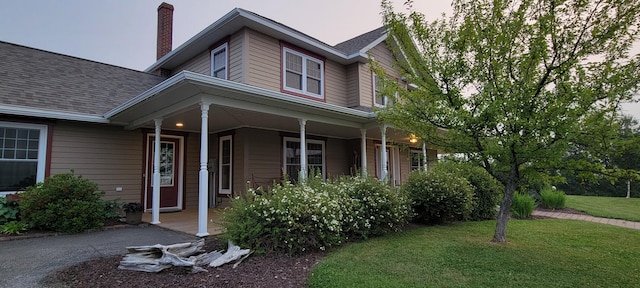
<box><xmin>377</xmin><ymin>0</ymin><xmax>640</xmax><ymax>242</ymax></box>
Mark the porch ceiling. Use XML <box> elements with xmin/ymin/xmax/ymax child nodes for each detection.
<box><xmin>107</xmin><ymin>71</ymin><xmax>417</xmax><ymax>143</ymax></box>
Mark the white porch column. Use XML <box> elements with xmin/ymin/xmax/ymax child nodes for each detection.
<box><xmin>151</xmin><ymin>119</ymin><xmax>162</xmax><ymax>224</ymax></box>
<box><xmin>299</xmin><ymin>118</ymin><xmax>307</xmax><ymax>181</ymax></box>
<box><xmin>380</xmin><ymin>125</ymin><xmax>388</xmax><ymax>181</ymax></box>
<box><xmin>360</xmin><ymin>128</ymin><xmax>367</xmax><ymax>177</ymax></box>
<box><xmin>422</xmin><ymin>142</ymin><xmax>428</xmax><ymax>172</ymax></box>
<box><xmin>197</xmin><ymin>103</ymin><xmax>210</xmax><ymax>237</ymax></box>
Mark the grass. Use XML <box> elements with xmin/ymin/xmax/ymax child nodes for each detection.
<box><xmin>566</xmin><ymin>195</ymin><xmax>640</xmax><ymax>222</ymax></box>
<box><xmin>308</xmin><ymin>220</ymin><xmax>640</xmax><ymax>288</ymax></box>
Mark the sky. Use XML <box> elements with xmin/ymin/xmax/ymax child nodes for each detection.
<box><xmin>0</xmin><ymin>0</ymin><xmax>638</xmax><ymax>118</ymax></box>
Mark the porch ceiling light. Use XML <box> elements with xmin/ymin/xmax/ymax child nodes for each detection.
<box><xmin>409</xmin><ymin>134</ymin><xmax>418</xmax><ymax>144</ymax></box>
<box><xmin>176</xmin><ymin>122</ymin><xmax>184</xmax><ymax>127</ymax></box>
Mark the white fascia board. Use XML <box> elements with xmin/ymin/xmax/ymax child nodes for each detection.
<box><xmin>144</xmin><ymin>9</ymin><xmax>243</xmax><ymax>73</ymax></box>
<box><xmin>182</xmin><ymin>71</ymin><xmax>376</xmax><ymax>119</ymax></box>
<box><xmin>145</xmin><ymin>9</ymin><xmax>355</xmax><ymax>73</ymax></box>
<box><xmin>0</xmin><ymin>104</ymin><xmax>109</xmax><ymax>123</ymax></box>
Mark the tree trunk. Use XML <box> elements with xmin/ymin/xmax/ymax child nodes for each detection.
<box><xmin>627</xmin><ymin>180</ymin><xmax>631</xmax><ymax>198</ymax></box>
<box><xmin>493</xmin><ymin>167</ymin><xmax>518</xmax><ymax>243</ymax></box>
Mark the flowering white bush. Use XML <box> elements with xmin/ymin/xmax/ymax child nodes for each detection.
<box><xmin>223</xmin><ymin>175</ymin><xmax>410</xmax><ymax>255</ymax></box>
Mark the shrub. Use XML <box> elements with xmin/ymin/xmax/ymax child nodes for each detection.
<box><xmin>511</xmin><ymin>192</ymin><xmax>536</xmax><ymax>219</ymax></box>
<box><xmin>223</xmin><ymin>175</ymin><xmax>410</xmax><ymax>255</ymax></box>
<box><xmin>0</xmin><ymin>197</ymin><xmax>20</xmax><ymax>225</ymax></box>
<box><xmin>402</xmin><ymin>170</ymin><xmax>474</xmax><ymax>224</ymax></box>
<box><xmin>1</xmin><ymin>221</ymin><xmax>27</xmax><ymax>235</ymax></box>
<box><xmin>336</xmin><ymin>176</ymin><xmax>411</xmax><ymax>240</ymax></box>
<box><xmin>19</xmin><ymin>171</ymin><xmax>107</xmax><ymax>233</ymax></box>
<box><xmin>539</xmin><ymin>187</ymin><xmax>566</xmax><ymax>209</ymax></box>
<box><xmin>432</xmin><ymin>162</ymin><xmax>503</xmax><ymax>221</ymax></box>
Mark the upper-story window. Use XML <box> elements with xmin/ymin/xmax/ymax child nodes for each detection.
<box><xmin>282</xmin><ymin>47</ymin><xmax>324</xmax><ymax>99</ymax></box>
<box><xmin>211</xmin><ymin>43</ymin><xmax>228</xmax><ymax>79</ymax></box>
<box><xmin>0</xmin><ymin>122</ymin><xmax>48</xmax><ymax>195</ymax></box>
<box><xmin>373</xmin><ymin>74</ymin><xmax>390</xmax><ymax>107</ymax></box>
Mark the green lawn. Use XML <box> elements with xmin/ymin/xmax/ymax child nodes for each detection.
<box><xmin>566</xmin><ymin>195</ymin><xmax>640</xmax><ymax>222</ymax></box>
<box><xmin>308</xmin><ymin>220</ymin><xmax>640</xmax><ymax>288</ymax></box>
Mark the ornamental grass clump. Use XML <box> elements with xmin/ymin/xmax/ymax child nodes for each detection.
<box><xmin>511</xmin><ymin>192</ymin><xmax>537</xmax><ymax>219</ymax></box>
<box><xmin>539</xmin><ymin>187</ymin><xmax>566</xmax><ymax>210</ymax></box>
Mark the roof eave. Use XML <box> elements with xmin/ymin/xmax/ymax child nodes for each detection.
<box><xmin>0</xmin><ymin>105</ymin><xmax>109</xmax><ymax>123</ymax></box>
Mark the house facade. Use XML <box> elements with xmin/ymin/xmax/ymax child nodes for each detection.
<box><xmin>0</xmin><ymin>3</ymin><xmax>437</xmax><ymax>236</ymax></box>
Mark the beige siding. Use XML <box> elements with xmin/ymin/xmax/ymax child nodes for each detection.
<box><xmin>229</xmin><ymin>30</ymin><xmax>245</xmax><ymax>83</ymax></box>
<box><xmin>345</xmin><ymin>63</ymin><xmax>360</xmax><ymax>107</ymax></box>
<box><xmin>325</xmin><ymin>60</ymin><xmax>348</xmax><ymax>106</ymax></box>
<box><xmin>359</xmin><ymin>63</ymin><xmax>373</xmax><ymax>108</ymax></box>
<box><xmin>233</xmin><ymin>130</ymin><xmax>246</xmax><ymax>196</ymax></box>
<box><xmin>245</xmin><ymin>29</ymin><xmax>281</xmax><ymax>91</ymax></box>
<box><xmin>50</xmin><ymin>122</ymin><xmax>143</xmax><ymax>203</ymax></box>
<box><xmin>172</xmin><ymin>50</ymin><xmax>210</xmax><ymax>76</ymax></box>
<box><xmin>369</xmin><ymin>41</ymin><xmax>401</xmax><ymax>79</ymax></box>
<box><xmin>245</xmin><ymin>128</ymin><xmax>282</xmax><ymax>189</ymax></box>
<box><xmin>183</xmin><ymin>132</ymin><xmax>200</xmax><ymax>209</ymax></box>
<box><xmin>325</xmin><ymin>138</ymin><xmax>350</xmax><ymax>178</ymax></box>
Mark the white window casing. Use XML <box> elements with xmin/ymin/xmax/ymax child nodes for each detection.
<box><xmin>282</xmin><ymin>47</ymin><xmax>324</xmax><ymax>99</ymax></box>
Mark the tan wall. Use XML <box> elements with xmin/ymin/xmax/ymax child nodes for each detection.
<box><xmin>325</xmin><ymin>138</ymin><xmax>350</xmax><ymax>179</ymax></box>
<box><xmin>325</xmin><ymin>60</ymin><xmax>348</xmax><ymax>106</ymax></box>
<box><xmin>244</xmin><ymin>128</ymin><xmax>282</xmax><ymax>188</ymax></box>
<box><xmin>345</xmin><ymin>63</ymin><xmax>360</xmax><ymax>108</ymax></box>
<box><xmin>359</xmin><ymin>63</ymin><xmax>374</xmax><ymax>108</ymax></box>
<box><xmin>229</xmin><ymin>30</ymin><xmax>245</xmax><ymax>82</ymax></box>
<box><xmin>49</xmin><ymin>122</ymin><xmax>143</xmax><ymax>203</ymax></box>
<box><xmin>172</xmin><ymin>50</ymin><xmax>210</xmax><ymax>76</ymax></box>
<box><xmin>245</xmin><ymin>29</ymin><xmax>281</xmax><ymax>91</ymax></box>
<box><xmin>359</xmin><ymin>41</ymin><xmax>400</xmax><ymax>108</ymax></box>
<box><xmin>183</xmin><ymin>132</ymin><xmax>200</xmax><ymax>209</ymax></box>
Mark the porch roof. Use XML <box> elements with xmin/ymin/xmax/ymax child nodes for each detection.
<box><xmin>105</xmin><ymin>71</ymin><xmax>384</xmax><ymax>137</ymax></box>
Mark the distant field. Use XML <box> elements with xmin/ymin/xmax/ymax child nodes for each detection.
<box><xmin>566</xmin><ymin>195</ymin><xmax>640</xmax><ymax>222</ymax></box>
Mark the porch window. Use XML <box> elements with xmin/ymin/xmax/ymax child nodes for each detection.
<box><xmin>282</xmin><ymin>47</ymin><xmax>324</xmax><ymax>99</ymax></box>
<box><xmin>410</xmin><ymin>150</ymin><xmax>425</xmax><ymax>171</ymax></box>
<box><xmin>211</xmin><ymin>43</ymin><xmax>228</xmax><ymax>79</ymax></box>
<box><xmin>0</xmin><ymin>122</ymin><xmax>47</xmax><ymax>195</ymax></box>
<box><xmin>283</xmin><ymin>137</ymin><xmax>325</xmax><ymax>180</ymax></box>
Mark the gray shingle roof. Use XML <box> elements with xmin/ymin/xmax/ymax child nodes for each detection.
<box><xmin>333</xmin><ymin>27</ymin><xmax>387</xmax><ymax>55</ymax></box>
<box><xmin>0</xmin><ymin>41</ymin><xmax>166</xmax><ymax>117</ymax></box>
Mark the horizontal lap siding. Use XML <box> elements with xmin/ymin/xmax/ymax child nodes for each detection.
<box><xmin>172</xmin><ymin>50</ymin><xmax>210</xmax><ymax>76</ymax></box>
<box><xmin>245</xmin><ymin>29</ymin><xmax>280</xmax><ymax>91</ymax></box>
<box><xmin>233</xmin><ymin>131</ymin><xmax>245</xmax><ymax>196</ymax></box>
<box><xmin>245</xmin><ymin>128</ymin><xmax>281</xmax><ymax>189</ymax></box>
<box><xmin>346</xmin><ymin>63</ymin><xmax>359</xmax><ymax>107</ymax></box>
<box><xmin>359</xmin><ymin>63</ymin><xmax>373</xmax><ymax>108</ymax></box>
<box><xmin>183</xmin><ymin>132</ymin><xmax>200</xmax><ymax>209</ymax></box>
<box><xmin>325</xmin><ymin>60</ymin><xmax>348</xmax><ymax>106</ymax></box>
<box><xmin>50</xmin><ymin>122</ymin><xmax>142</xmax><ymax>203</ymax></box>
<box><xmin>325</xmin><ymin>138</ymin><xmax>350</xmax><ymax>178</ymax></box>
<box><xmin>360</xmin><ymin>42</ymin><xmax>399</xmax><ymax>108</ymax></box>
<box><xmin>229</xmin><ymin>31</ymin><xmax>245</xmax><ymax>83</ymax></box>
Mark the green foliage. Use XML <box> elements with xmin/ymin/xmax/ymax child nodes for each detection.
<box><xmin>402</xmin><ymin>170</ymin><xmax>474</xmax><ymax>224</ymax></box>
<box><xmin>378</xmin><ymin>0</ymin><xmax>640</xmax><ymax>242</ymax></box>
<box><xmin>432</xmin><ymin>161</ymin><xmax>503</xmax><ymax>221</ymax></box>
<box><xmin>223</xmin><ymin>175</ymin><xmax>410</xmax><ymax>255</ymax></box>
<box><xmin>539</xmin><ymin>188</ymin><xmax>566</xmax><ymax>209</ymax></box>
<box><xmin>309</xmin><ymin>220</ymin><xmax>640</xmax><ymax>288</ymax></box>
<box><xmin>1</xmin><ymin>221</ymin><xmax>28</xmax><ymax>235</ymax></box>
<box><xmin>0</xmin><ymin>197</ymin><xmax>20</xmax><ymax>225</ymax></box>
<box><xmin>511</xmin><ymin>193</ymin><xmax>536</xmax><ymax>219</ymax></box>
<box><xmin>19</xmin><ymin>171</ymin><xmax>107</xmax><ymax>233</ymax></box>
<box><xmin>336</xmin><ymin>176</ymin><xmax>411</xmax><ymax>240</ymax></box>
<box><xmin>103</xmin><ymin>199</ymin><xmax>124</xmax><ymax>219</ymax></box>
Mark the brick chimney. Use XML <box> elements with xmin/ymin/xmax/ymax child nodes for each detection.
<box><xmin>156</xmin><ymin>2</ymin><xmax>174</xmax><ymax>60</ymax></box>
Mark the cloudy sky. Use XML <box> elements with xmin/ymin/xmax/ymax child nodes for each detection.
<box><xmin>0</xmin><ymin>0</ymin><xmax>637</xmax><ymax>118</ymax></box>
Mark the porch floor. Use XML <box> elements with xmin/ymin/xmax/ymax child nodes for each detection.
<box><xmin>142</xmin><ymin>208</ymin><xmax>226</xmax><ymax>236</ymax></box>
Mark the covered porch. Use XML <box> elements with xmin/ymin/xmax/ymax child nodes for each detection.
<box><xmin>107</xmin><ymin>71</ymin><xmax>427</xmax><ymax>237</ymax></box>
<box><xmin>141</xmin><ymin>208</ymin><xmax>226</xmax><ymax>235</ymax></box>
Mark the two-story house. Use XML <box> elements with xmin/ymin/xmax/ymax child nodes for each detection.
<box><xmin>0</xmin><ymin>3</ymin><xmax>438</xmax><ymax>236</ymax></box>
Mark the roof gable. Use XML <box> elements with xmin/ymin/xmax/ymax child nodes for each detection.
<box><xmin>333</xmin><ymin>27</ymin><xmax>387</xmax><ymax>56</ymax></box>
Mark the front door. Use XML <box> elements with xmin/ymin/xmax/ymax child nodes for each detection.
<box><xmin>144</xmin><ymin>135</ymin><xmax>183</xmax><ymax>211</ymax></box>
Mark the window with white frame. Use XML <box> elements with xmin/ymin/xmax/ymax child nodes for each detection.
<box><xmin>0</xmin><ymin>122</ymin><xmax>48</xmax><ymax>194</ymax></box>
<box><xmin>282</xmin><ymin>47</ymin><xmax>324</xmax><ymax>99</ymax></box>
<box><xmin>410</xmin><ymin>150</ymin><xmax>425</xmax><ymax>171</ymax></box>
<box><xmin>283</xmin><ymin>137</ymin><xmax>325</xmax><ymax>181</ymax></box>
<box><xmin>211</xmin><ymin>43</ymin><xmax>228</xmax><ymax>79</ymax></box>
<box><xmin>373</xmin><ymin>74</ymin><xmax>390</xmax><ymax>107</ymax></box>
